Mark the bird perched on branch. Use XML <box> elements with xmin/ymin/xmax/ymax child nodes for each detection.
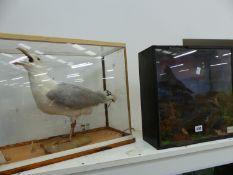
<box><xmin>13</xmin><ymin>48</ymin><xmax>116</xmax><ymax>140</ymax></box>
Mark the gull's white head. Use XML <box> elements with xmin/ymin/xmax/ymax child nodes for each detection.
<box><xmin>13</xmin><ymin>48</ymin><xmax>45</xmax><ymax>73</ymax></box>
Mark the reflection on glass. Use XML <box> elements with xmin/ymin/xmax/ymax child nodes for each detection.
<box><xmin>0</xmin><ymin>38</ymin><xmax>131</xmax><ymax>168</ymax></box>
<box><xmin>156</xmin><ymin>48</ymin><xmax>233</xmax><ymax>146</ymax></box>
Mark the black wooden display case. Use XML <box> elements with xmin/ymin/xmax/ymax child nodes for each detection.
<box><xmin>139</xmin><ymin>46</ymin><xmax>233</xmax><ymax>149</ymax></box>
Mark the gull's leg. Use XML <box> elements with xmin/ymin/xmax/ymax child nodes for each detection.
<box><xmin>69</xmin><ymin>117</ymin><xmax>77</xmax><ymax>141</ymax></box>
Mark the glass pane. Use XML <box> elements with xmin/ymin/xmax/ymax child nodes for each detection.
<box><xmin>0</xmin><ymin>38</ymin><xmax>130</xmax><ymax>165</ymax></box>
<box><xmin>155</xmin><ymin>47</ymin><xmax>232</xmax><ymax>146</ymax></box>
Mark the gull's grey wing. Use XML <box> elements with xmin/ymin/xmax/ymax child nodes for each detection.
<box><xmin>46</xmin><ymin>83</ymin><xmax>107</xmax><ymax>109</ymax></box>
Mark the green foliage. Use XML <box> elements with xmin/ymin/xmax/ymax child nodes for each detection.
<box><xmin>217</xmin><ymin>91</ymin><xmax>233</xmax><ymax>126</ymax></box>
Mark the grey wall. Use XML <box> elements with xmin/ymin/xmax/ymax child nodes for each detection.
<box><xmin>0</xmin><ymin>0</ymin><xmax>233</xmax><ymax>131</ymax></box>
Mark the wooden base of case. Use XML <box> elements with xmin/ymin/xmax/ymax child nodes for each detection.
<box><xmin>0</xmin><ymin>127</ymin><xmax>135</xmax><ymax>175</ymax></box>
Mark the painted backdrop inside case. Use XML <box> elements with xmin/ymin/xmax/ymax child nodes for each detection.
<box><xmin>0</xmin><ymin>34</ymin><xmax>133</xmax><ymax>174</ymax></box>
<box><xmin>156</xmin><ymin>47</ymin><xmax>233</xmax><ymax>146</ymax></box>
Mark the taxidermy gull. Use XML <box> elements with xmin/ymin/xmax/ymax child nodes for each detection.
<box><xmin>13</xmin><ymin>48</ymin><xmax>116</xmax><ymax>140</ymax></box>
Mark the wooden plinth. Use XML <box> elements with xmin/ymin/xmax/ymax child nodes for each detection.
<box><xmin>0</xmin><ymin>127</ymin><xmax>135</xmax><ymax>175</ymax></box>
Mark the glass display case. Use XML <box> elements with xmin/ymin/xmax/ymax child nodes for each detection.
<box><xmin>139</xmin><ymin>46</ymin><xmax>233</xmax><ymax>149</ymax></box>
<box><xmin>0</xmin><ymin>33</ymin><xmax>134</xmax><ymax>174</ymax></box>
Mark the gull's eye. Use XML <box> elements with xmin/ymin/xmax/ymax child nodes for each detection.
<box><xmin>37</xmin><ymin>58</ymin><xmax>40</xmax><ymax>61</ymax></box>
<box><xmin>28</xmin><ymin>57</ymin><xmax>34</xmax><ymax>63</ymax></box>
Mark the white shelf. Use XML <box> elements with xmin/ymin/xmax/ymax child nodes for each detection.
<box><xmin>17</xmin><ymin>131</ymin><xmax>233</xmax><ymax>175</ymax></box>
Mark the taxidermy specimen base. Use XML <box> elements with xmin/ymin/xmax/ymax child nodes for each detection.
<box><xmin>0</xmin><ymin>128</ymin><xmax>125</xmax><ymax>164</ymax></box>
<box><xmin>42</xmin><ymin>134</ymin><xmax>92</xmax><ymax>154</ymax></box>
<box><xmin>0</xmin><ymin>151</ymin><xmax>6</xmax><ymax>164</ymax></box>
